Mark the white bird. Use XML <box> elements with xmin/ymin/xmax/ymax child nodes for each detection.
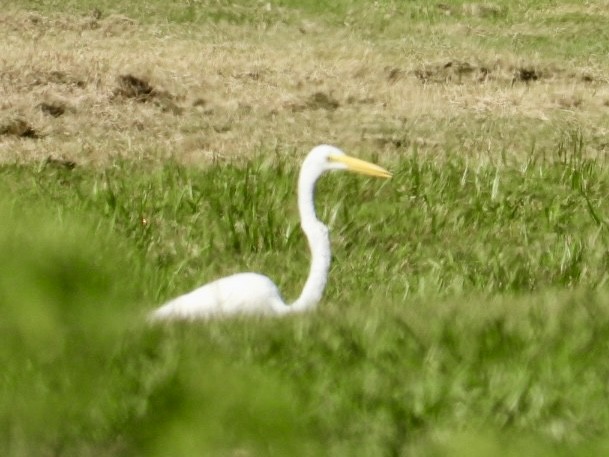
<box><xmin>150</xmin><ymin>144</ymin><xmax>391</xmax><ymax>321</ymax></box>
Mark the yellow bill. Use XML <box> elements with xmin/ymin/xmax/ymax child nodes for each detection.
<box><xmin>329</xmin><ymin>154</ymin><xmax>392</xmax><ymax>179</ymax></box>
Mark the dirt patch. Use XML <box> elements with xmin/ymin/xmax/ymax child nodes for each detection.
<box><xmin>386</xmin><ymin>67</ymin><xmax>405</xmax><ymax>83</ymax></box>
<box><xmin>44</xmin><ymin>156</ymin><xmax>77</xmax><ymax>170</ymax></box>
<box><xmin>284</xmin><ymin>91</ymin><xmax>340</xmax><ymax>112</ymax></box>
<box><xmin>39</xmin><ymin>102</ymin><xmax>66</xmax><ymax>117</ymax></box>
<box><xmin>414</xmin><ymin>61</ymin><xmax>489</xmax><ymax>84</ymax></box>
<box><xmin>412</xmin><ymin>60</ymin><xmax>572</xmax><ymax>86</ymax></box>
<box><xmin>305</xmin><ymin>92</ymin><xmax>340</xmax><ymax>110</ymax></box>
<box><xmin>115</xmin><ymin>74</ymin><xmax>155</xmax><ymax>100</ymax></box>
<box><xmin>113</xmin><ymin>74</ymin><xmax>183</xmax><ymax>114</ymax></box>
<box><xmin>515</xmin><ymin>67</ymin><xmax>541</xmax><ymax>83</ymax></box>
<box><xmin>0</xmin><ymin>117</ymin><xmax>38</xmax><ymax>138</ymax></box>
<box><xmin>192</xmin><ymin>98</ymin><xmax>208</xmax><ymax>108</ymax></box>
<box><xmin>29</xmin><ymin>70</ymin><xmax>86</xmax><ymax>89</ymax></box>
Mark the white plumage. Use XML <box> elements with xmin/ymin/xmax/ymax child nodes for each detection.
<box><xmin>150</xmin><ymin>144</ymin><xmax>391</xmax><ymax>321</ymax></box>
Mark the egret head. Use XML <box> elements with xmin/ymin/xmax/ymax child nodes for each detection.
<box><xmin>305</xmin><ymin>144</ymin><xmax>392</xmax><ymax>179</ymax></box>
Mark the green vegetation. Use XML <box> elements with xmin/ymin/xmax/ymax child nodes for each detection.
<box><xmin>3</xmin><ymin>140</ymin><xmax>609</xmax><ymax>455</ymax></box>
<box><xmin>3</xmin><ymin>0</ymin><xmax>609</xmax><ymax>455</ymax></box>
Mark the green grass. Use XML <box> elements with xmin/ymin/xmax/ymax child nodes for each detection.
<box><xmin>3</xmin><ymin>139</ymin><xmax>609</xmax><ymax>455</ymax></box>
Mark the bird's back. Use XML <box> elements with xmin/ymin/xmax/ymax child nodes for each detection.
<box><xmin>150</xmin><ymin>272</ymin><xmax>286</xmax><ymax>321</ymax></box>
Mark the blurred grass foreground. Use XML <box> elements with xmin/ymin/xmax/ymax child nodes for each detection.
<box><xmin>0</xmin><ymin>201</ymin><xmax>311</xmax><ymax>456</ymax></box>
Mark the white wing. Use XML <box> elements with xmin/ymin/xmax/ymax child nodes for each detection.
<box><xmin>149</xmin><ymin>273</ymin><xmax>287</xmax><ymax>321</ymax></box>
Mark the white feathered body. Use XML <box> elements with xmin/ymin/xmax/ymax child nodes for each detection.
<box><xmin>150</xmin><ymin>273</ymin><xmax>287</xmax><ymax>320</ymax></box>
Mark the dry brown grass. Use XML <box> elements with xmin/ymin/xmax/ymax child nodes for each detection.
<box><xmin>1</xmin><ymin>9</ymin><xmax>609</xmax><ymax>165</ymax></box>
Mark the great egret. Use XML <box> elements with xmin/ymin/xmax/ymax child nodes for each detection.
<box><xmin>150</xmin><ymin>145</ymin><xmax>391</xmax><ymax>321</ymax></box>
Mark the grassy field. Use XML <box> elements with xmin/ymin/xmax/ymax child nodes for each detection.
<box><xmin>3</xmin><ymin>1</ymin><xmax>609</xmax><ymax>456</ymax></box>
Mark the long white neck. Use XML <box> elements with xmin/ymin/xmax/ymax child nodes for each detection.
<box><xmin>289</xmin><ymin>165</ymin><xmax>331</xmax><ymax>313</ymax></box>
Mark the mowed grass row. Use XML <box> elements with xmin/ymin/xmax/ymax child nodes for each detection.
<box><xmin>3</xmin><ymin>0</ymin><xmax>608</xmax><ymax>166</ymax></box>
<box><xmin>2</xmin><ymin>141</ymin><xmax>609</xmax><ymax>455</ymax></box>
<box><xmin>14</xmin><ymin>0</ymin><xmax>609</xmax><ymax>58</ymax></box>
